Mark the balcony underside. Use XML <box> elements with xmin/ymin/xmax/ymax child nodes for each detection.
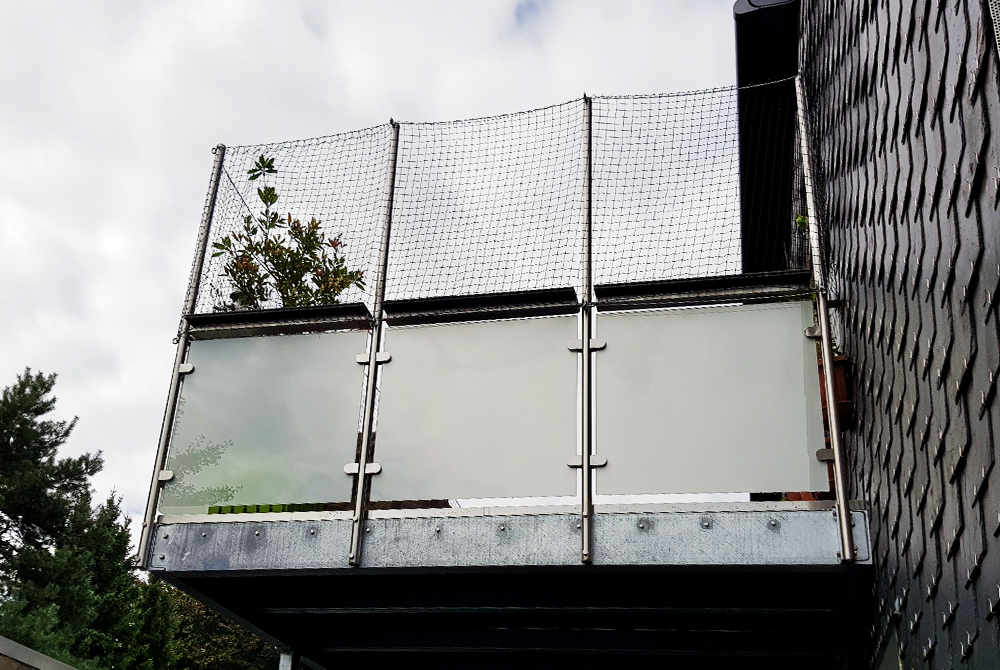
<box><xmin>151</xmin><ymin>505</ymin><xmax>872</xmax><ymax>669</ymax></box>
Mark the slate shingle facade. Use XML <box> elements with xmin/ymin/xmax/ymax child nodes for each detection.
<box><xmin>800</xmin><ymin>1</ymin><xmax>1000</xmax><ymax>666</ymax></box>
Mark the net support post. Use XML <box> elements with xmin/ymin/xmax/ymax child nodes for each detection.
<box><xmin>580</xmin><ymin>95</ymin><xmax>595</xmax><ymax>563</ymax></box>
<box><xmin>138</xmin><ymin>144</ymin><xmax>226</xmax><ymax>569</ymax></box>
<box><xmin>794</xmin><ymin>76</ymin><xmax>855</xmax><ymax>562</ymax></box>
<box><xmin>349</xmin><ymin>121</ymin><xmax>400</xmax><ymax>567</ymax></box>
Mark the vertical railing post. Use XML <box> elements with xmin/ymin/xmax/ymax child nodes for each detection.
<box><xmin>349</xmin><ymin>121</ymin><xmax>400</xmax><ymax>567</ymax></box>
<box><xmin>580</xmin><ymin>95</ymin><xmax>594</xmax><ymax>563</ymax></box>
<box><xmin>794</xmin><ymin>76</ymin><xmax>855</xmax><ymax>562</ymax></box>
<box><xmin>138</xmin><ymin>144</ymin><xmax>226</xmax><ymax>569</ymax></box>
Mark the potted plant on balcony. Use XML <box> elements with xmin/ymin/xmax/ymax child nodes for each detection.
<box><xmin>210</xmin><ymin>155</ymin><xmax>365</xmax><ymax>312</ymax></box>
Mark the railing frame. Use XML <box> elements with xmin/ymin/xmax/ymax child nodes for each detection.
<box><xmin>142</xmin><ymin>83</ymin><xmax>851</xmax><ymax>568</ymax></box>
<box><xmin>580</xmin><ymin>95</ymin><xmax>595</xmax><ymax>563</ymax></box>
<box><xmin>794</xmin><ymin>75</ymin><xmax>855</xmax><ymax>562</ymax></box>
<box><xmin>138</xmin><ymin>144</ymin><xmax>226</xmax><ymax>569</ymax></box>
<box><xmin>348</xmin><ymin>121</ymin><xmax>400</xmax><ymax>566</ymax></box>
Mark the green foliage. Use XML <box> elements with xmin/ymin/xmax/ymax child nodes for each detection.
<box><xmin>0</xmin><ymin>369</ymin><xmax>277</xmax><ymax>670</ymax></box>
<box><xmin>795</xmin><ymin>214</ymin><xmax>809</xmax><ymax>231</ymax></box>
<box><xmin>211</xmin><ymin>154</ymin><xmax>364</xmax><ymax>311</ymax></box>
<box><xmin>0</xmin><ymin>369</ymin><xmax>101</xmax><ymax>565</ymax></box>
<box><xmin>171</xmin><ymin>589</ymin><xmax>278</xmax><ymax>670</ymax></box>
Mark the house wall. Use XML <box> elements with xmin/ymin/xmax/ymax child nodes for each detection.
<box><xmin>800</xmin><ymin>1</ymin><xmax>1000</xmax><ymax>666</ymax></box>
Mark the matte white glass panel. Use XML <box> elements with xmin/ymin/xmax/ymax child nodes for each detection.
<box><xmin>595</xmin><ymin>301</ymin><xmax>826</xmax><ymax>495</ymax></box>
<box><xmin>371</xmin><ymin>316</ymin><xmax>578</xmax><ymax>501</ymax></box>
<box><xmin>160</xmin><ymin>330</ymin><xmax>368</xmax><ymax>515</ymax></box>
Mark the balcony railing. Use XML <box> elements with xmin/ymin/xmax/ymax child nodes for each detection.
<box><xmin>141</xmin><ymin>79</ymin><xmax>866</xmax><ymax>573</ymax></box>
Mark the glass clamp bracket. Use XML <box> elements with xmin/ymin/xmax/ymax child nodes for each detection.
<box><xmin>568</xmin><ymin>456</ymin><xmax>607</xmax><ymax>469</ymax></box>
<box><xmin>567</xmin><ymin>339</ymin><xmax>606</xmax><ymax>352</ymax></box>
<box><xmin>357</xmin><ymin>352</ymin><xmax>392</xmax><ymax>364</ymax></box>
<box><xmin>344</xmin><ymin>462</ymin><xmax>383</xmax><ymax>475</ymax></box>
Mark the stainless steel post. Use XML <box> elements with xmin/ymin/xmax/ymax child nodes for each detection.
<box><xmin>139</xmin><ymin>144</ymin><xmax>226</xmax><ymax>568</ymax></box>
<box><xmin>349</xmin><ymin>121</ymin><xmax>400</xmax><ymax>567</ymax></box>
<box><xmin>794</xmin><ymin>76</ymin><xmax>855</xmax><ymax>561</ymax></box>
<box><xmin>580</xmin><ymin>96</ymin><xmax>594</xmax><ymax>563</ymax></box>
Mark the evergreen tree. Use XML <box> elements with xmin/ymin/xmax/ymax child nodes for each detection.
<box><xmin>0</xmin><ymin>369</ymin><xmax>278</xmax><ymax>670</ymax></box>
<box><xmin>0</xmin><ymin>369</ymin><xmax>105</xmax><ymax>667</ymax></box>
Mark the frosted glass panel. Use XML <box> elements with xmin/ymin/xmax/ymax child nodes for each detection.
<box><xmin>160</xmin><ymin>330</ymin><xmax>368</xmax><ymax>515</ymax></box>
<box><xmin>595</xmin><ymin>301</ymin><xmax>826</xmax><ymax>496</ymax></box>
<box><xmin>371</xmin><ymin>316</ymin><xmax>578</xmax><ymax>501</ymax></box>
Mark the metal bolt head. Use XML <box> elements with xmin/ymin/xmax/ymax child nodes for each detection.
<box><xmin>158</xmin><ymin>554</ymin><xmax>165</xmax><ymax>560</ymax></box>
<box><xmin>435</xmin><ymin>526</ymin><xmax>441</xmax><ymax>533</ymax></box>
<box><xmin>163</xmin><ymin>533</ymin><xmax>169</xmax><ymax>539</ymax></box>
<box><xmin>365</xmin><ymin>526</ymin><xmax>371</xmax><ymax>533</ymax></box>
<box><xmin>310</xmin><ymin>529</ymin><xmax>315</xmax><ymax>535</ymax></box>
<box><xmin>254</xmin><ymin>530</ymin><xmax>260</xmax><ymax>536</ymax></box>
<box><xmin>576</xmin><ymin>522</ymin><xmax>582</xmax><ymax>529</ymax></box>
<box><xmin>638</xmin><ymin>522</ymin><xmax>645</xmax><ymax>529</ymax></box>
<box><xmin>201</xmin><ymin>532</ymin><xmax>207</xmax><ymax>538</ymax></box>
<box><xmin>499</xmin><ymin>524</ymin><xmax>506</xmax><ymax>531</ymax></box>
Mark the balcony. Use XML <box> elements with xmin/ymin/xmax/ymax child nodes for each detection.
<box><xmin>142</xmin><ymin>83</ymin><xmax>872</xmax><ymax>668</ymax></box>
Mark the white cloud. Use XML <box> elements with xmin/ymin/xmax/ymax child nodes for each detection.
<box><xmin>0</xmin><ymin>0</ymin><xmax>736</xmax><ymax>545</ymax></box>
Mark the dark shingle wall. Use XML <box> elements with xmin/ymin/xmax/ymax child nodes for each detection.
<box><xmin>801</xmin><ymin>1</ymin><xmax>1000</xmax><ymax>666</ymax></box>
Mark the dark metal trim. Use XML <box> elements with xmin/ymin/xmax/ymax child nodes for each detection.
<box><xmin>595</xmin><ymin>270</ymin><xmax>812</xmax><ymax>310</ymax></box>
<box><xmin>186</xmin><ymin>303</ymin><xmax>372</xmax><ymax>339</ymax></box>
<box><xmin>382</xmin><ymin>287</ymin><xmax>580</xmax><ymax>326</ymax></box>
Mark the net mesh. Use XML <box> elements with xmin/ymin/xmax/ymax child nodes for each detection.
<box><xmin>591</xmin><ymin>88</ymin><xmax>742</xmax><ymax>287</ymax></box>
<box><xmin>193</xmin><ymin>125</ymin><xmax>393</xmax><ymax>314</ymax></box>
<box><xmin>191</xmin><ymin>80</ymin><xmax>809</xmax><ymax>315</ymax></box>
<box><xmin>385</xmin><ymin>100</ymin><xmax>586</xmax><ymax>302</ymax></box>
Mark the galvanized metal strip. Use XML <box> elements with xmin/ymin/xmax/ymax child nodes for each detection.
<box><xmin>148</xmin><ymin>509</ymin><xmax>870</xmax><ymax>573</ymax></box>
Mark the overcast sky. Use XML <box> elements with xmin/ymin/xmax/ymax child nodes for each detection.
<box><xmin>0</xmin><ymin>0</ymin><xmax>737</xmax><ymax>543</ymax></box>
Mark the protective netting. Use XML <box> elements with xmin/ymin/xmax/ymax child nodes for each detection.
<box><xmin>191</xmin><ymin>80</ymin><xmax>808</xmax><ymax>315</ymax></box>
<box><xmin>591</xmin><ymin>88</ymin><xmax>742</xmax><ymax>286</ymax></box>
<box><xmin>385</xmin><ymin>100</ymin><xmax>586</xmax><ymax>302</ymax></box>
<box><xmin>193</xmin><ymin>125</ymin><xmax>393</xmax><ymax>314</ymax></box>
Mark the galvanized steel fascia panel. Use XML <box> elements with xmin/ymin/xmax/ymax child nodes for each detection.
<box><xmin>148</xmin><ymin>518</ymin><xmax>353</xmax><ymax>572</ymax></box>
<box><xmin>359</xmin><ymin>514</ymin><xmax>581</xmax><ymax>568</ymax></box>
<box><xmin>148</xmin><ymin>510</ymin><xmax>869</xmax><ymax>572</ymax></box>
<box><xmin>592</xmin><ymin>510</ymin><xmax>869</xmax><ymax>566</ymax></box>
